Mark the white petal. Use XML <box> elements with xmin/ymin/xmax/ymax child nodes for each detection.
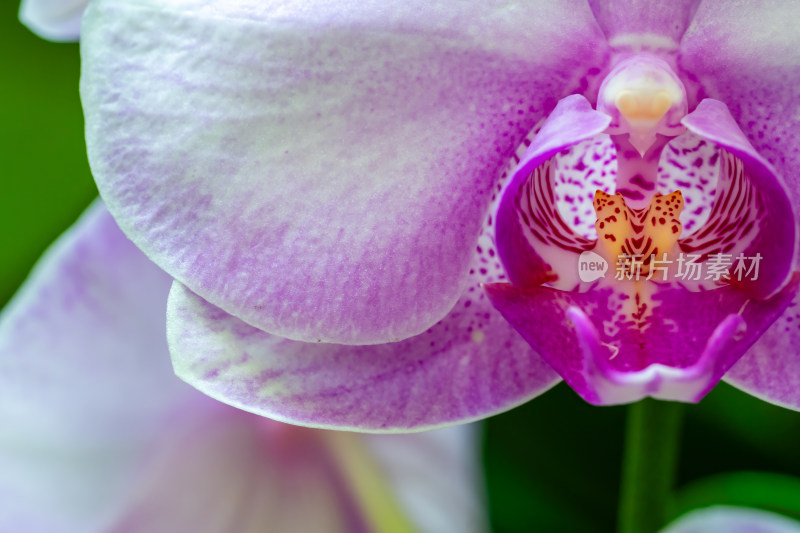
<box><xmin>662</xmin><ymin>506</ymin><xmax>800</xmax><ymax>533</ymax></box>
<box><xmin>0</xmin><ymin>202</ymin><xmax>194</xmax><ymax>531</ymax></box>
<box><xmin>19</xmin><ymin>0</ymin><xmax>88</xmax><ymax>42</ymax></box>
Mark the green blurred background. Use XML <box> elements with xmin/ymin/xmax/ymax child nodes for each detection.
<box><xmin>3</xmin><ymin>2</ymin><xmax>800</xmax><ymax>532</ymax></box>
<box><xmin>1</xmin><ymin>1</ymin><xmax>96</xmax><ymax>308</ymax></box>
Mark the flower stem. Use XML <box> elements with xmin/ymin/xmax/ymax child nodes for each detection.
<box><xmin>617</xmin><ymin>398</ymin><xmax>684</xmax><ymax>533</ymax></box>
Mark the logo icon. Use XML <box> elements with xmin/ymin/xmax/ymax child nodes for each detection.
<box><xmin>578</xmin><ymin>251</ymin><xmax>608</xmax><ymax>282</ymax></box>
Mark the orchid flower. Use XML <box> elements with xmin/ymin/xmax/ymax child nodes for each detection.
<box><xmin>0</xmin><ymin>202</ymin><xmax>487</xmax><ymax>533</ymax></box>
<box><xmin>21</xmin><ymin>0</ymin><xmax>800</xmax><ymax>429</ymax></box>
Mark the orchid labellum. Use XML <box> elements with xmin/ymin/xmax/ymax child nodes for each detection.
<box><xmin>485</xmin><ymin>55</ymin><xmax>797</xmax><ymax>405</ymax></box>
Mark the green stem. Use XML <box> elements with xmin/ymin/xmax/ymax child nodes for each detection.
<box><xmin>617</xmin><ymin>398</ymin><xmax>684</xmax><ymax>533</ymax></box>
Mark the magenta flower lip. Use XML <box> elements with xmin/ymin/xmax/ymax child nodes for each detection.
<box><xmin>485</xmin><ymin>275</ymin><xmax>800</xmax><ymax>405</ymax></box>
<box><xmin>487</xmin><ymin>83</ymin><xmax>797</xmax><ymax>405</ymax></box>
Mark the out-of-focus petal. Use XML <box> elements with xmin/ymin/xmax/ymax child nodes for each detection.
<box><xmin>661</xmin><ymin>506</ymin><xmax>800</xmax><ymax>533</ymax></box>
<box><xmin>110</xmin><ymin>399</ymin><xmax>487</xmax><ymax>533</ymax></box>
<box><xmin>81</xmin><ymin>0</ymin><xmax>608</xmax><ymax>344</ymax></box>
<box><xmin>363</xmin><ymin>425</ymin><xmax>488</xmax><ymax>533</ymax></box>
<box><xmin>19</xmin><ymin>0</ymin><xmax>87</xmax><ymax>42</ymax></box>
<box><xmin>167</xmin><ymin>278</ymin><xmax>558</xmax><ymax>432</ymax></box>
<box><xmin>681</xmin><ymin>2</ymin><xmax>800</xmax><ymax>216</ymax></box>
<box><xmin>0</xmin><ymin>202</ymin><xmax>194</xmax><ymax>532</ymax></box>
<box><xmin>588</xmin><ymin>0</ymin><xmax>700</xmax><ymax>48</ymax></box>
<box><xmin>107</xmin><ymin>399</ymin><xmax>357</xmax><ymax>533</ymax></box>
<box><xmin>724</xmin><ymin>289</ymin><xmax>800</xmax><ymax>411</ymax></box>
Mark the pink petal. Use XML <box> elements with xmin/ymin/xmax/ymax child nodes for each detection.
<box><xmin>167</xmin><ymin>279</ymin><xmax>558</xmax><ymax>431</ymax></box>
<box><xmin>81</xmin><ymin>0</ymin><xmax>608</xmax><ymax>344</ymax></box>
<box><xmin>108</xmin><ymin>400</ymin><xmax>358</xmax><ymax>533</ymax></box>
<box><xmin>725</xmin><ymin>288</ymin><xmax>800</xmax><ymax>411</ymax></box>
<box><xmin>681</xmin><ymin>2</ymin><xmax>800</xmax><ymax>210</ymax></box>
<box><xmin>0</xmin><ymin>202</ymin><xmax>193</xmax><ymax>531</ymax></box>
<box><xmin>111</xmin><ymin>400</ymin><xmax>488</xmax><ymax>533</ymax></box>
<box><xmin>362</xmin><ymin>424</ymin><xmax>487</xmax><ymax>533</ymax></box>
<box><xmin>588</xmin><ymin>0</ymin><xmax>700</xmax><ymax>47</ymax></box>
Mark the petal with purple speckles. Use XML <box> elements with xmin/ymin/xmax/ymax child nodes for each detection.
<box><xmin>681</xmin><ymin>2</ymin><xmax>800</xmax><ymax>210</ymax></box>
<box><xmin>681</xmin><ymin>99</ymin><xmax>796</xmax><ymax>298</ymax></box>
<box><xmin>167</xmin><ymin>275</ymin><xmax>559</xmax><ymax>431</ymax></box>
<box><xmin>81</xmin><ymin>0</ymin><xmax>608</xmax><ymax>345</ymax></box>
<box><xmin>495</xmin><ymin>94</ymin><xmax>611</xmax><ymax>291</ymax></box>
<box><xmin>725</xmin><ymin>288</ymin><xmax>800</xmax><ymax>412</ymax></box>
<box><xmin>484</xmin><ymin>274</ymin><xmax>799</xmax><ymax>405</ymax></box>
